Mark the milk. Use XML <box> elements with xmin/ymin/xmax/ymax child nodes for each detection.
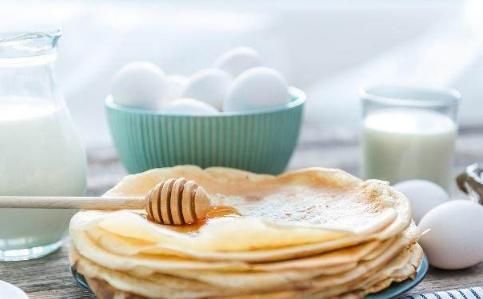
<box><xmin>362</xmin><ymin>109</ymin><xmax>456</xmax><ymax>189</ymax></box>
<box><xmin>0</xmin><ymin>97</ymin><xmax>86</xmax><ymax>256</ymax></box>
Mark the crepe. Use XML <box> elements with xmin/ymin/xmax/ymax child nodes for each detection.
<box><xmin>104</xmin><ymin>166</ymin><xmax>410</xmax><ymax>236</ymax></box>
<box><xmin>72</xmin><ymin>243</ymin><xmax>422</xmax><ymax>299</ymax></box>
<box><xmin>71</xmin><ymin>166</ymin><xmax>410</xmax><ymax>261</ymax></box>
<box><xmin>69</xmin><ymin>166</ymin><xmax>421</xmax><ymax>299</ymax></box>
<box><xmin>72</xmin><ymin>228</ymin><xmax>376</xmax><ymax>274</ymax></box>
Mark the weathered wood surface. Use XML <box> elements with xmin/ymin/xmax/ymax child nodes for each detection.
<box><xmin>1</xmin><ymin>125</ymin><xmax>482</xmax><ymax>298</ymax></box>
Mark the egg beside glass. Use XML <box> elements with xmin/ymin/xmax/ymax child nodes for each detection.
<box><xmin>394</xmin><ymin>179</ymin><xmax>483</xmax><ymax>270</ymax></box>
<box><xmin>419</xmin><ymin>200</ymin><xmax>483</xmax><ymax>270</ymax></box>
<box><xmin>394</xmin><ymin>180</ymin><xmax>449</xmax><ymax>223</ymax></box>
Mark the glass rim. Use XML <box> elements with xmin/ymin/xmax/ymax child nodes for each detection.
<box><xmin>360</xmin><ymin>85</ymin><xmax>461</xmax><ymax>108</ymax></box>
<box><xmin>0</xmin><ymin>29</ymin><xmax>62</xmax><ymax>43</ymax></box>
<box><xmin>0</xmin><ymin>29</ymin><xmax>62</xmax><ymax>61</ymax></box>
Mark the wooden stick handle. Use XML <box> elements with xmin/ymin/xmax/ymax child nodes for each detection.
<box><xmin>0</xmin><ymin>196</ymin><xmax>145</xmax><ymax>210</ymax></box>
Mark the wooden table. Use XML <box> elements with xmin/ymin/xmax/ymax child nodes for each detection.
<box><xmin>1</xmin><ymin>125</ymin><xmax>482</xmax><ymax>298</ymax></box>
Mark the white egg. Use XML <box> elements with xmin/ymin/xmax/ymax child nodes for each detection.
<box><xmin>111</xmin><ymin>62</ymin><xmax>168</xmax><ymax>110</ymax></box>
<box><xmin>0</xmin><ymin>280</ymin><xmax>28</xmax><ymax>299</ymax></box>
<box><xmin>224</xmin><ymin>67</ymin><xmax>289</xmax><ymax>112</ymax></box>
<box><xmin>182</xmin><ymin>69</ymin><xmax>232</xmax><ymax>110</ymax></box>
<box><xmin>161</xmin><ymin>98</ymin><xmax>219</xmax><ymax>115</ymax></box>
<box><xmin>165</xmin><ymin>75</ymin><xmax>188</xmax><ymax>101</ymax></box>
<box><xmin>394</xmin><ymin>180</ymin><xmax>449</xmax><ymax>223</ymax></box>
<box><xmin>419</xmin><ymin>200</ymin><xmax>483</xmax><ymax>269</ymax></box>
<box><xmin>214</xmin><ymin>47</ymin><xmax>263</xmax><ymax>77</ymax></box>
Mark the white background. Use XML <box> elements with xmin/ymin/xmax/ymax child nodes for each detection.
<box><xmin>1</xmin><ymin>0</ymin><xmax>482</xmax><ymax>148</ymax></box>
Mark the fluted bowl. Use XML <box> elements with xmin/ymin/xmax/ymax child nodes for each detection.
<box><xmin>106</xmin><ymin>87</ymin><xmax>305</xmax><ymax>174</ymax></box>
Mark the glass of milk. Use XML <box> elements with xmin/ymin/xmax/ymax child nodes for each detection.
<box><xmin>361</xmin><ymin>85</ymin><xmax>459</xmax><ymax>190</ymax></box>
<box><xmin>0</xmin><ymin>30</ymin><xmax>87</xmax><ymax>260</ymax></box>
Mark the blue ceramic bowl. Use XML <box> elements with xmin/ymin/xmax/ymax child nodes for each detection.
<box><xmin>106</xmin><ymin>87</ymin><xmax>305</xmax><ymax>174</ymax></box>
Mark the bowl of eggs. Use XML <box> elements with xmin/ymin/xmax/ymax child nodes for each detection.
<box><xmin>106</xmin><ymin>48</ymin><xmax>305</xmax><ymax>174</ymax></box>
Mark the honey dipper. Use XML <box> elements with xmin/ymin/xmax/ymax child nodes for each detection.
<box><xmin>0</xmin><ymin>178</ymin><xmax>211</xmax><ymax>225</ymax></box>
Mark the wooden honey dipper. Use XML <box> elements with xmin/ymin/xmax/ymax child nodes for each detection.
<box><xmin>0</xmin><ymin>177</ymin><xmax>211</xmax><ymax>225</ymax></box>
<box><xmin>145</xmin><ymin>178</ymin><xmax>211</xmax><ymax>225</ymax></box>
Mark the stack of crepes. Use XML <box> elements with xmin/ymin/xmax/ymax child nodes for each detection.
<box><xmin>69</xmin><ymin>166</ymin><xmax>423</xmax><ymax>299</ymax></box>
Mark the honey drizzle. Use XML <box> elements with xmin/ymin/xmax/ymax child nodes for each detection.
<box><xmin>169</xmin><ymin>205</ymin><xmax>240</xmax><ymax>234</ymax></box>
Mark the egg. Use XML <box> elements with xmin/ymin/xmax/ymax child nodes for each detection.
<box><xmin>182</xmin><ymin>69</ymin><xmax>232</xmax><ymax>110</ymax></box>
<box><xmin>165</xmin><ymin>75</ymin><xmax>188</xmax><ymax>101</ymax></box>
<box><xmin>224</xmin><ymin>67</ymin><xmax>289</xmax><ymax>112</ymax></box>
<box><xmin>214</xmin><ymin>47</ymin><xmax>263</xmax><ymax>77</ymax></box>
<box><xmin>0</xmin><ymin>280</ymin><xmax>28</xmax><ymax>299</ymax></box>
<box><xmin>394</xmin><ymin>180</ymin><xmax>449</xmax><ymax>223</ymax></box>
<box><xmin>419</xmin><ymin>200</ymin><xmax>483</xmax><ymax>269</ymax></box>
<box><xmin>161</xmin><ymin>98</ymin><xmax>219</xmax><ymax>115</ymax></box>
<box><xmin>111</xmin><ymin>62</ymin><xmax>168</xmax><ymax>110</ymax></box>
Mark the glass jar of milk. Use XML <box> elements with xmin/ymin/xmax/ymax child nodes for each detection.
<box><xmin>0</xmin><ymin>30</ymin><xmax>86</xmax><ymax>260</ymax></box>
<box><xmin>361</xmin><ymin>85</ymin><xmax>459</xmax><ymax>190</ymax></box>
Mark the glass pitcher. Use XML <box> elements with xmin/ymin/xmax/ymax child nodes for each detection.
<box><xmin>0</xmin><ymin>30</ymin><xmax>87</xmax><ymax>261</ymax></box>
